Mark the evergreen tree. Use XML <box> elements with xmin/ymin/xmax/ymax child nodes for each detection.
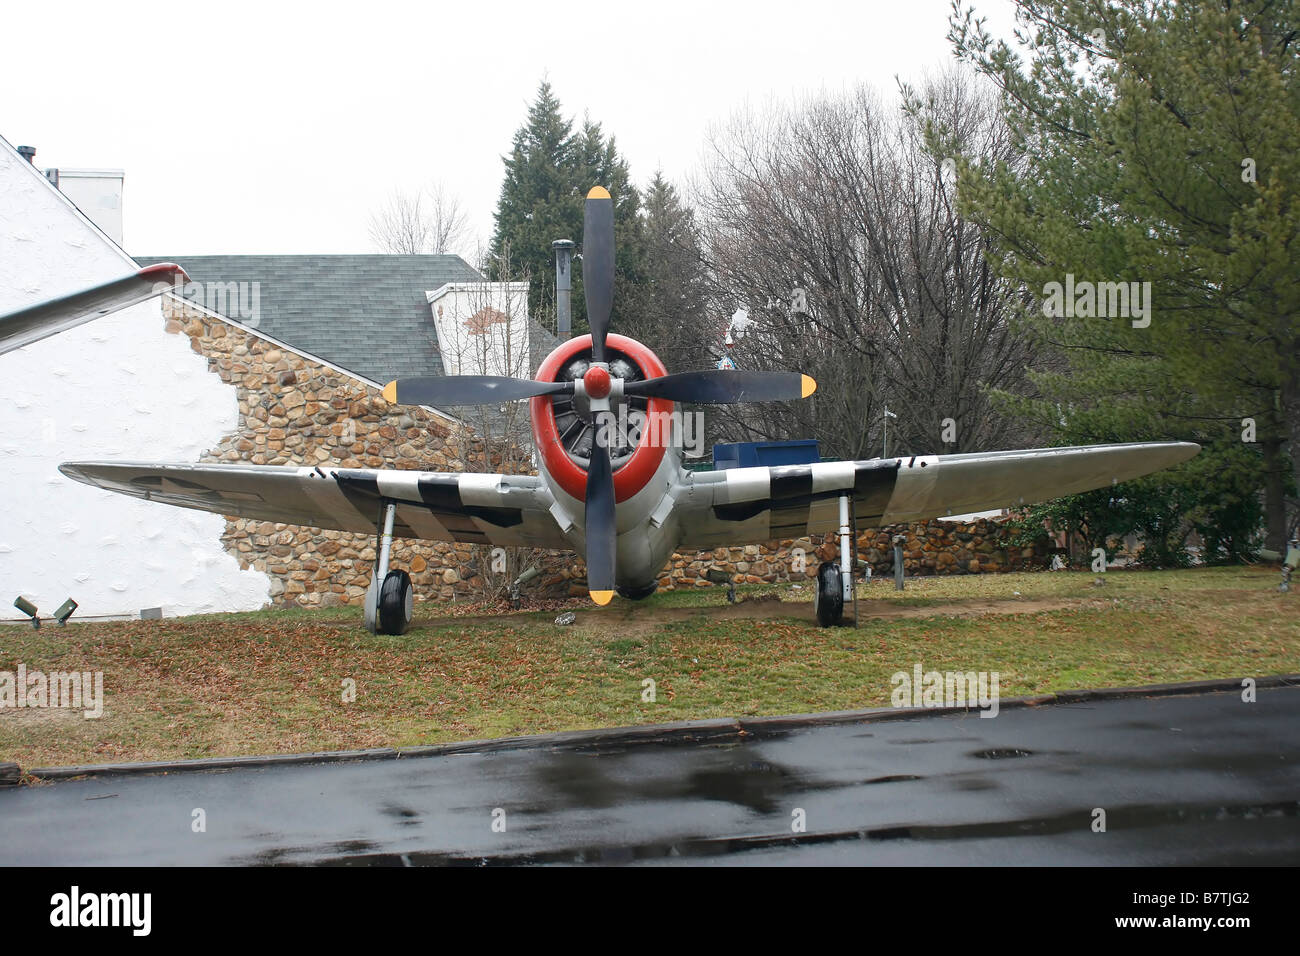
<box><xmin>574</xmin><ymin>118</ymin><xmax>645</xmax><ymax>339</ymax></box>
<box><xmin>619</xmin><ymin>171</ymin><xmax>714</xmax><ymax>371</ymax></box>
<box><xmin>490</xmin><ymin>83</ymin><xmax>644</xmax><ymax>335</ymax></box>
<box><xmin>489</xmin><ymin>81</ymin><xmax>575</xmax><ymax>319</ymax></box>
<box><xmin>947</xmin><ymin>0</ymin><xmax>1300</xmax><ymax>550</ymax></box>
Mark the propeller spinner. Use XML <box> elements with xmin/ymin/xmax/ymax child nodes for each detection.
<box><xmin>383</xmin><ymin>186</ymin><xmax>817</xmax><ymax>605</ymax></box>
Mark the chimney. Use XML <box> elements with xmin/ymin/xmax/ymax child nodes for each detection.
<box><xmin>552</xmin><ymin>239</ymin><xmax>575</xmax><ymax>340</ymax></box>
<box><xmin>17</xmin><ymin>145</ymin><xmax>35</xmax><ymax>163</ymax></box>
<box><xmin>50</xmin><ymin>169</ymin><xmax>126</xmax><ymax>245</ymax></box>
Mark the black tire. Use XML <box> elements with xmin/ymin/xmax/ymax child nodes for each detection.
<box><xmin>814</xmin><ymin>561</ymin><xmax>844</xmax><ymax>627</ymax></box>
<box><xmin>378</xmin><ymin>569</ymin><xmax>413</xmax><ymax>635</ymax></box>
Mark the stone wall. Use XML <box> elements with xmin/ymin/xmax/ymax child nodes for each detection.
<box><xmin>173</xmin><ymin>300</ymin><xmax>1036</xmax><ymax>607</ymax></box>
<box><xmin>534</xmin><ymin>518</ymin><xmax>1031</xmax><ymax>598</ymax></box>
<box><xmin>170</xmin><ymin>299</ymin><xmax>510</xmax><ymax>607</ymax></box>
<box><xmin>652</xmin><ymin>516</ymin><xmax>1031</xmax><ymax>596</ymax></box>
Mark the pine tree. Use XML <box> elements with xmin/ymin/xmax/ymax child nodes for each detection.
<box><xmin>948</xmin><ymin>0</ymin><xmax>1300</xmax><ymax>551</ymax></box>
<box><xmin>489</xmin><ymin>84</ymin><xmax>644</xmax><ymax>335</ymax></box>
<box><xmin>489</xmin><ymin>81</ymin><xmax>575</xmax><ymax>316</ymax></box>
<box><xmin>619</xmin><ymin>171</ymin><xmax>713</xmax><ymax>371</ymax></box>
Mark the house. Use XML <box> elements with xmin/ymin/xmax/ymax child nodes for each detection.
<box><xmin>426</xmin><ymin>282</ymin><xmax>536</xmax><ymax>378</ymax></box>
<box><xmin>0</xmin><ymin>136</ymin><xmax>269</xmax><ymax>618</ymax></box>
<box><xmin>0</xmin><ymin>135</ymin><xmax>537</xmax><ymax>619</ymax></box>
<box><xmin>141</xmin><ymin>258</ymin><xmax>556</xmax><ymax>385</ymax></box>
<box><xmin>131</xmin><ymin>254</ymin><xmax>483</xmax><ymax>386</ymax></box>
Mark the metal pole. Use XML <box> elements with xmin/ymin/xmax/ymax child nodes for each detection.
<box><xmin>553</xmin><ymin>239</ymin><xmax>575</xmax><ymax>340</ymax></box>
<box><xmin>893</xmin><ymin>533</ymin><xmax>906</xmax><ymax>591</ymax></box>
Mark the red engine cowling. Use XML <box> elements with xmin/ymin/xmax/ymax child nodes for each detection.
<box><xmin>529</xmin><ymin>333</ymin><xmax>673</xmax><ymax>504</ymax></box>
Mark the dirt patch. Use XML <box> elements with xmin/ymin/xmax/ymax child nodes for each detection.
<box><xmin>424</xmin><ymin>594</ymin><xmax>1102</xmax><ymax>635</ymax></box>
<box><xmin>858</xmin><ymin>597</ymin><xmax>1103</xmax><ymax>621</ymax></box>
<box><xmin>651</xmin><ymin>594</ymin><xmax>1099</xmax><ymax>625</ymax></box>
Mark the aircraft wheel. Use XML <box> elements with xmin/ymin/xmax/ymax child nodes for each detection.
<box><xmin>378</xmin><ymin>569</ymin><xmax>414</xmax><ymax>635</ymax></box>
<box><xmin>814</xmin><ymin>561</ymin><xmax>844</xmax><ymax>627</ymax></box>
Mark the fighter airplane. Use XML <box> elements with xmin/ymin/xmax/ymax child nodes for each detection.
<box><xmin>0</xmin><ymin>187</ymin><xmax>1199</xmax><ymax>633</ymax></box>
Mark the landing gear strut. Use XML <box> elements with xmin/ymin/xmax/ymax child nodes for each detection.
<box><xmin>813</xmin><ymin>494</ymin><xmax>856</xmax><ymax>627</ymax></box>
<box><xmin>364</xmin><ymin>501</ymin><xmax>413</xmax><ymax>635</ymax></box>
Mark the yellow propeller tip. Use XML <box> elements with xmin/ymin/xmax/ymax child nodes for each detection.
<box><xmin>590</xmin><ymin>590</ymin><xmax>615</xmax><ymax>606</ymax></box>
<box><xmin>587</xmin><ymin>186</ymin><xmax>611</xmax><ymax>200</ymax></box>
<box><xmin>801</xmin><ymin>374</ymin><xmax>817</xmax><ymax>398</ymax></box>
<box><xmin>381</xmin><ymin>381</ymin><xmax>397</xmax><ymax>403</ymax></box>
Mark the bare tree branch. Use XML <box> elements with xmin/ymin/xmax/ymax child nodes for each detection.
<box><xmin>431</xmin><ymin>242</ymin><xmax>544</xmax><ymax>600</ymax></box>
<box><xmin>368</xmin><ymin>188</ymin><xmax>431</xmax><ymax>255</ymax></box>
<box><xmin>369</xmin><ymin>182</ymin><xmax>471</xmax><ymax>257</ymax></box>
<box><xmin>427</xmin><ymin>182</ymin><xmax>471</xmax><ymax>255</ymax></box>
<box><xmin>694</xmin><ymin>70</ymin><xmax>1047</xmax><ymax>460</ymax></box>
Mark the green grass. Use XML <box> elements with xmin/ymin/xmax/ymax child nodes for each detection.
<box><xmin>1</xmin><ymin>567</ymin><xmax>1295</xmax><ymax>769</ymax></box>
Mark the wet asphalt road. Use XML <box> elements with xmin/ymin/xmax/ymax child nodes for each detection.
<box><xmin>2</xmin><ymin>684</ymin><xmax>1298</xmax><ymax>865</ymax></box>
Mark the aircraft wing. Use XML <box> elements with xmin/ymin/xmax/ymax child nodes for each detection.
<box><xmin>0</xmin><ymin>263</ymin><xmax>187</xmax><ymax>356</ymax></box>
<box><xmin>675</xmin><ymin>442</ymin><xmax>1200</xmax><ymax>549</ymax></box>
<box><xmin>59</xmin><ymin>461</ymin><xmax>571</xmax><ymax>549</ymax></box>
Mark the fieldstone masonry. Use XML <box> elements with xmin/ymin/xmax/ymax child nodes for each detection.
<box><xmin>652</xmin><ymin>517</ymin><xmax>1031</xmax><ymax>597</ymax></box>
<box><xmin>170</xmin><ymin>299</ymin><xmax>497</xmax><ymax>607</ymax></box>
<box><xmin>170</xmin><ymin>301</ymin><xmax>1031</xmax><ymax>608</ymax></box>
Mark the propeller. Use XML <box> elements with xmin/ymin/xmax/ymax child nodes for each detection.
<box><xmin>584</xmin><ymin>186</ymin><xmax>615</xmax><ymax>363</ymax></box>
<box><xmin>381</xmin><ymin>376</ymin><xmax>572</xmax><ymax>406</ymax></box>
<box><xmin>584</xmin><ymin>408</ymin><xmax>617</xmax><ymax>605</ymax></box>
<box><xmin>382</xmin><ymin>185</ymin><xmax>817</xmax><ymax>606</ymax></box>
<box><xmin>623</xmin><ymin>369</ymin><xmax>816</xmax><ymax>404</ymax></box>
<box><xmin>581</xmin><ymin>188</ymin><xmax>617</xmax><ymax>605</ymax></box>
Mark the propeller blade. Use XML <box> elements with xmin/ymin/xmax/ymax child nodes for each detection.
<box><xmin>623</xmin><ymin>370</ymin><xmax>817</xmax><ymax>404</ymax></box>
<box><xmin>583</xmin><ymin>186</ymin><xmax>615</xmax><ymax>363</ymax></box>
<box><xmin>381</xmin><ymin>376</ymin><xmax>572</xmax><ymax>407</ymax></box>
<box><xmin>584</xmin><ymin>408</ymin><xmax>617</xmax><ymax>606</ymax></box>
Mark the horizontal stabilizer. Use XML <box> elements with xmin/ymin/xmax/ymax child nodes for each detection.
<box><xmin>0</xmin><ymin>263</ymin><xmax>188</xmax><ymax>356</ymax></box>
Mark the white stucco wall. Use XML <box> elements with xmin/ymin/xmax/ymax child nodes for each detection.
<box><xmin>0</xmin><ymin>140</ymin><xmax>271</xmax><ymax>619</ymax></box>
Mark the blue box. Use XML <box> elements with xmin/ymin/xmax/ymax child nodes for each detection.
<box><xmin>712</xmin><ymin>440</ymin><xmax>820</xmax><ymax>470</ymax></box>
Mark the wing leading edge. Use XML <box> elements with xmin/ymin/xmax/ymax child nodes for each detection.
<box><xmin>58</xmin><ymin>461</ymin><xmax>569</xmax><ymax>549</ymax></box>
<box><xmin>676</xmin><ymin>441</ymin><xmax>1200</xmax><ymax>549</ymax></box>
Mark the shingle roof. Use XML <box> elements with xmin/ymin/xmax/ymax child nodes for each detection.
<box><xmin>133</xmin><ymin>254</ymin><xmax>483</xmax><ymax>384</ymax></box>
<box><xmin>529</xmin><ymin>316</ymin><xmax>561</xmax><ymax>373</ymax></box>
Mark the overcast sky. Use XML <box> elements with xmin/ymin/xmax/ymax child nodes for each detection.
<box><xmin>4</xmin><ymin>0</ymin><xmax>1015</xmax><ymax>258</ymax></box>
